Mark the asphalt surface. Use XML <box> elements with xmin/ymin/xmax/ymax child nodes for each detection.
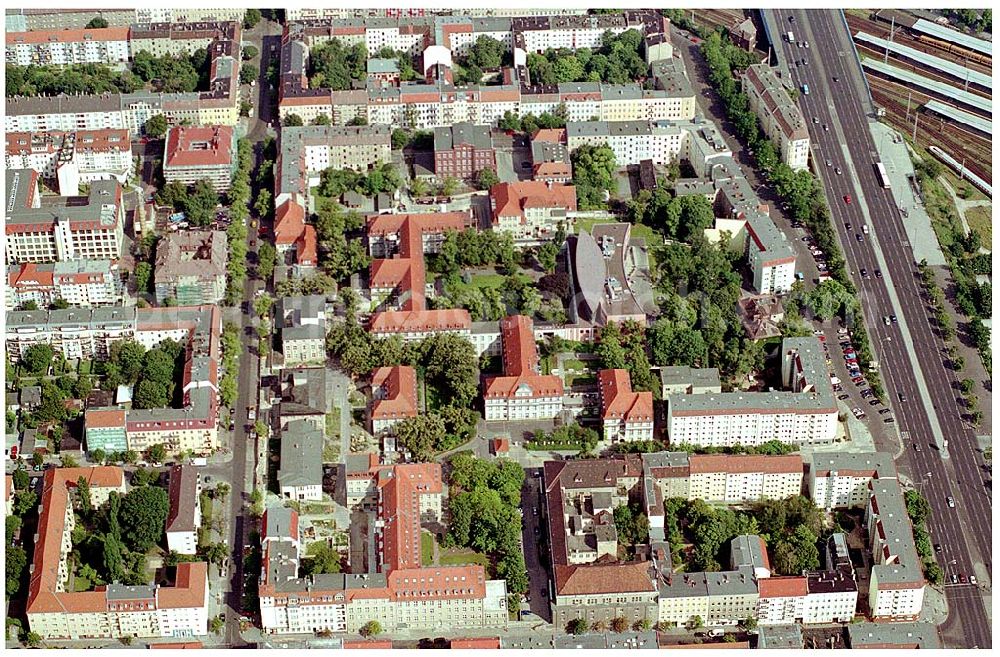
<box><xmin>768</xmin><ymin>9</ymin><xmax>991</xmax><ymax>648</ymax></box>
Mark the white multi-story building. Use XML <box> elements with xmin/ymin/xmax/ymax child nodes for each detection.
<box><xmin>489</xmin><ymin>180</ymin><xmax>577</xmax><ymax>244</ymax></box>
<box><xmin>283</xmin><ymin>124</ymin><xmax>392</xmax><ymax>175</ymax></box>
<box><xmin>808</xmin><ymin>452</ymin><xmax>896</xmax><ymax>511</ymax></box>
<box><xmin>370</xmin><ymin>366</ymin><xmax>418</xmax><ymax>436</ymax></box>
<box><xmin>7</xmin><ymin>260</ymin><xmax>123</xmax><ymax>309</ymax></box>
<box><xmin>6</xmin><ymin>129</ymin><xmax>134</xmax><ymax>196</ymax></box>
<box><xmin>6</xmin><ymin>27</ymin><xmax>130</xmax><ymax>67</ymax></box>
<box><xmin>641</xmin><ymin>452</ymin><xmax>804</xmax><ymax>506</ymax></box>
<box><xmin>666</xmin><ymin>338</ymin><xmax>837</xmax><ymax>448</ymax></box>
<box><xmin>162</xmin><ymin>126</ymin><xmax>236</xmax><ymax>192</ymax></box>
<box><xmin>6</xmin><ymin>170</ymin><xmax>125</xmax><ymax>264</ymax></box>
<box><xmin>566</xmin><ymin>120</ymin><xmax>685</xmax><ymax>166</ymax></box>
<box><xmin>756</xmin><ymin>577</ymin><xmax>808</xmax><ymax>625</ymax></box>
<box><xmin>742</xmin><ymin>64</ymin><xmax>810</xmax><ymax>172</ymax></box>
<box><xmin>804</xmin><ymin>569</ymin><xmax>858</xmax><ymax>624</ymax></box>
<box><xmin>276</xmin><ymin>296</ymin><xmax>328</xmax><ymax>367</ymax></box>
<box><xmin>165</xmin><ymin>465</ymin><xmax>201</xmax><ymax>555</ymax></box>
<box><xmin>866</xmin><ymin>479</ymin><xmax>925</xmax><ymax>621</ymax></box>
<box><xmin>483</xmin><ymin>315</ymin><xmax>564</xmax><ymax>422</ymax></box>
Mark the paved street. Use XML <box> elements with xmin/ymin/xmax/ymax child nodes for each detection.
<box><xmin>765</xmin><ymin>9</ymin><xmax>991</xmax><ymax>648</ymax></box>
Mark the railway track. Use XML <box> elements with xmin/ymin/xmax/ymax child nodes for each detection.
<box><xmin>868</xmin><ymin>76</ymin><xmax>992</xmax><ymax>184</ymax></box>
<box><xmin>854</xmin><ymin>41</ymin><xmax>991</xmax><ymax>98</ymax></box>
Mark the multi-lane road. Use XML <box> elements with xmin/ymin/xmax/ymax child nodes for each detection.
<box><xmin>767</xmin><ymin>9</ymin><xmax>991</xmax><ymax>648</ymax></box>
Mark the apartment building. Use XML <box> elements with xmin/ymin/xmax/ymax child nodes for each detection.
<box><xmin>756</xmin><ymin>577</ymin><xmax>807</xmax><ymax>624</ymax></box>
<box><xmin>543</xmin><ymin>457</ymin><xmax>660</xmax><ymax>626</ymax></box>
<box><xmin>598</xmin><ymin>369</ymin><xmax>654</xmax><ymax>443</ymax></box>
<box><xmin>261</xmin><ymin>464</ymin><xmax>508</xmax><ymax>634</ymax></box>
<box><xmin>278</xmin><ymin>420</ymin><xmax>324</xmax><ymax>501</ymax></box>
<box><xmin>370</xmin><ymin>366</ymin><xmax>418</xmax><ymax>436</ymax></box>
<box><xmin>489</xmin><ymin>181</ymin><xmax>577</xmax><ymax>244</ymax></box>
<box><xmin>654</xmin><ymin>559</ymin><xmax>759</xmax><ymax>627</ymax></box>
<box><xmin>640</xmin><ymin>452</ymin><xmax>804</xmax><ymax>505</ymax></box>
<box><xmin>847</xmin><ymin>622</ymin><xmax>942</xmax><ymax>649</ymax></box>
<box><xmin>282</xmin><ymin>124</ymin><xmax>393</xmax><ymax>175</ymax></box>
<box><xmin>6</xmin><ymin>307</ymin><xmax>136</xmax><ymax>362</ymax></box>
<box><xmin>804</xmin><ymin>568</ymin><xmax>858</xmax><ymax>624</ymax></box>
<box><xmin>7</xmin><ymin>260</ymin><xmax>123</xmax><ymax>308</ymax></box>
<box><xmin>276</xmin><ymin>367</ymin><xmax>328</xmax><ymax>432</ymax></box>
<box><xmin>273</xmin><ymin>200</ymin><xmax>318</xmax><ymax>269</ymax></box>
<box><xmin>166</xmin><ymin>465</ymin><xmax>201</xmax><ymax>555</ymax></box>
<box><xmin>368</xmin><ymin>308</ymin><xmax>473</xmax><ymax>341</ymax></box>
<box><xmin>126</xmin><ymin>306</ymin><xmax>222</xmax><ymax>456</ymax></box>
<box><xmin>742</xmin><ymin>65</ymin><xmax>810</xmax><ymax>171</ymax></box>
<box><xmin>6</xmin><ymin>170</ymin><xmax>124</xmax><ymax>264</ymax></box>
<box><xmin>808</xmin><ymin>452</ymin><xmax>897</xmax><ymax>511</ymax></box>
<box><xmin>433</xmin><ymin>122</ymin><xmax>496</xmax><ymax>181</ymax></box>
<box><xmin>6</xmin><ymin>27</ymin><xmax>130</xmax><ymax>67</ymax></box>
<box><xmin>659</xmin><ymin>366</ymin><xmax>723</xmax><ymax>397</ymax></box>
<box><xmin>483</xmin><ymin>315</ymin><xmax>564</xmax><ymax>421</ymax></box>
<box><xmin>665</xmin><ymin>338</ymin><xmax>837</xmax><ymax>447</ymax></box>
<box><xmin>529</xmin><ymin>128</ymin><xmax>572</xmax><ymax>183</ymax></box>
<box><xmin>162</xmin><ymin>126</ymin><xmax>236</xmax><ymax>192</ymax></box>
<box><xmin>6</xmin><ymin>129</ymin><xmax>133</xmax><ymax>196</ymax></box>
<box><xmin>6</xmin><ymin>9</ymin><xmax>135</xmax><ymax>31</ymax></box>
<box><xmin>276</xmin><ymin>296</ymin><xmax>327</xmax><ymax>367</ymax></box>
<box><xmin>154</xmin><ymin>230</ymin><xmax>228</xmax><ymax>305</ymax></box>
<box><xmin>866</xmin><ymin>479</ymin><xmax>925</xmax><ymax>620</ymax></box>
<box><xmin>83</xmin><ymin>408</ymin><xmax>128</xmax><ymax>454</ymax></box>
<box><xmin>130</xmin><ymin>20</ymin><xmax>242</xmax><ymax>58</ymax></box>
<box><xmin>26</xmin><ymin>467</ymin><xmax>209</xmax><ymax>640</ymax></box>
<box><xmin>6</xmin><ymin>24</ymin><xmax>240</xmax><ymax>134</ymax></box>
<box><xmin>566</xmin><ymin>120</ymin><xmax>686</xmax><ymax>167</ymax></box>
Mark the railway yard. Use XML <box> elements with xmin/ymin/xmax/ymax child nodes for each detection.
<box><xmin>846</xmin><ymin>11</ymin><xmax>992</xmax><ymax>187</ymax></box>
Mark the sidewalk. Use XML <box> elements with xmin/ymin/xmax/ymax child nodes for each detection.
<box><xmin>869</xmin><ymin>122</ymin><xmax>946</xmax><ymax>266</ymax></box>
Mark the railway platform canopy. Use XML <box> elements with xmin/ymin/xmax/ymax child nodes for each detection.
<box><xmin>923</xmin><ymin>100</ymin><xmax>992</xmax><ymax>137</ymax></box>
<box><xmin>854</xmin><ymin>31</ymin><xmax>990</xmax><ymax>90</ymax></box>
<box><xmin>861</xmin><ymin>58</ymin><xmax>991</xmax><ymax>115</ymax></box>
<box><xmin>911</xmin><ymin>18</ymin><xmax>992</xmax><ymax>57</ymax></box>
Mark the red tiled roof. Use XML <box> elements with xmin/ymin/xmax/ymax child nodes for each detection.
<box><xmin>499</xmin><ymin>315</ymin><xmax>537</xmax><ymax>376</ymax></box>
<box><xmin>343</xmin><ymin>640</ymin><xmax>393</xmax><ymax>649</ymax></box>
<box><xmin>598</xmin><ymin>369</ymin><xmax>654</xmax><ymax>423</ymax></box>
<box><xmin>688</xmin><ymin>454</ymin><xmax>803</xmax><ymax>475</ymax></box>
<box><xmin>483</xmin><ymin>374</ymin><xmax>564</xmax><ymax>399</ymax></box>
<box><xmin>370</xmin><ymin>258</ymin><xmax>414</xmax><ymax>290</ymax></box>
<box><xmin>296</xmin><ymin>225</ymin><xmax>317</xmax><ymax>265</ymax></box>
<box><xmin>530</xmin><ymin>128</ymin><xmax>567</xmax><ymax>144</ymax></box>
<box><xmin>758</xmin><ymin>576</ymin><xmax>808</xmax><ymax>598</ymax></box>
<box><xmin>274</xmin><ymin>199</ymin><xmax>306</xmax><ymax>246</ymax></box>
<box><xmin>554</xmin><ymin>561</ymin><xmax>655</xmax><ymax>596</ymax></box>
<box><xmin>489</xmin><ymin>181</ymin><xmax>577</xmax><ymax>219</ymax></box>
<box><xmin>451</xmin><ymin>637</ymin><xmax>500</xmax><ymax>649</ymax></box>
<box><xmin>377</xmin><ymin>463</ymin><xmax>443</xmax><ymax>571</ymax></box>
<box><xmin>369</xmin><ymin>309</ymin><xmax>471</xmax><ymax>335</ymax></box>
<box><xmin>371</xmin><ymin>366</ymin><xmax>418</xmax><ymax>421</ymax></box>
<box><xmin>8</xmin><ymin>26</ymin><xmax>130</xmax><ymax>44</ymax></box>
<box><xmin>85</xmin><ymin>408</ymin><xmax>126</xmax><ymax>429</ymax></box>
<box><xmin>164</xmin><ymin>126</ymin><xmax>234</xmax><ymax>169</ymax></box>
<box><xmin>149</xmin><ymin>641</ymin><xmax>203</xmax><ymax>649</ymax></box>
<box><xmin>533</xmin><ymin>161</ymin><xmax>572</xmax><ymax>179</ymax></box>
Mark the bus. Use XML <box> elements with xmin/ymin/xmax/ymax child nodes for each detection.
<box><xmin>875</xmin><ymin>162</ymin><xmax>891</xmax><ymax>189</ymax></box>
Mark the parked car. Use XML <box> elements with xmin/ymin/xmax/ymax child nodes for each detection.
<box><xmin>838</xmin><ymin>394</ymin><xmax>850</xmax><ymax>400</ymax></box>
<box><xmin>947</xmin><ymin>496</ymin><xmax>956</xmax><ymax>508</ymax></box>
<box><xmin>879</xmin><ymin>408</ymin><xmax>892</xmax><ymax>415</ymax></box>
<box><xmin>844</xmin><ymin>195</ymin><xmax>852</xmax><ymax>204</ymax></box>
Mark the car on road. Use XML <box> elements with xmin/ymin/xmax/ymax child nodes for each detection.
<box><xmin>960</xmin><ymin>574</ymin><xmax>968</xmax><ymax>583</ymax></box>
<box><xmin>890</xmin><ymin>315</ymin><xmax>898</xmax><ymax>324</ymax></box>
<box><xmin>833</xmin><ymin>76</ymin><xmax>839</xmax><ymax>82</ymax></box>
<box><xmin>789</xmin><ymin>15</ymin><xmax>795</xmax><ymax>21</ymax></box>
<box><xmin>844</xmin><ymin>195</ymin><xmax>852</xmax><ymax>204</ymax></box>
<box><xmin>838</xmin><ymin>394</ymin><xmax>850</xmax><ymax>400</ymax></box>
<box><xmin>951</xmin><ymin>574</ymin><xmax>959</xmax><ymax>584</ymax></box>
<box><xmin>835</xmin><ymin>167</ymin><xmax>842</xmax><ymax>175</ymax></box>
<box><xmin>875</xmin><ymin>269</ymin><xmax>882</xmax><ymax>278</ymax></box>
<box><xmin>825</xmin><ymin>159</ymin><xmax>832</xmax><ymax>166</ymax></box>
<box><xmin>934</xmin><ymin>543</ymin><xmax>942</xmax><ymax>553</ymax></box>
<box><xmin>860</xmin><ymin>268</ymin><xmax>868</xmax><ymax>278</ymax></box>
<box><xmin>856</xmin><ymin>234</ymin><xmax>864</xmax><ymax>242</ymax></box>
<box><xmin>970</xmin><ymin>575</ymin><xmax>977</xmax><ymax>585</ymax></box>
<box><xmin>947</xmin><ymin>496</ymin><xmax>955</xmax><ymax>508</ymax></box>
<box><xmin>869</xmin><ymin>399</ymin><xmax>880</xmax><ymax>406</ymax></box>
<box><xmin>912</xmin><ymin>440</ymin><xmax>919</xmax><ymax>450</ymax></box>
<box><xmin>884</xmin><ymin>316</ymin><xmax>891</xmax><ymax>325</ymax></box>
<box><xmin>804</xmin><ymin>41</ymin><xmax>810</xmax><ymax>48</ymax></box>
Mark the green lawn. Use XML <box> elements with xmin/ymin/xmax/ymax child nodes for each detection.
<box><xmin>438</xmin><ymin>549</ymin><xmax>490</xmax><ymax>568</ymax></box>
<box><xmin>325</xmin><ymin>407</ymin><xmax>340</xmax><ymax>439</ymax></box>
<box><xmin>942</xmin><ymin>170</ymin><xmax>989</xmax><ymax>203</ymax></box>
<box><xmin>421</xmin><ymin>531</ymin><xmax>435</xmax><ymax>566</ymax></box>
<box><xmin>965</xmin><ymin>205</ymin><xmax>992</xmax><ymax>246</ymax></box>
<box><xmin>469</xmin><ymin>273</ymin><xmax>506</xmax><ymax>289</ymax></box>
<box><xmin>562</xmin><ymin>358</ymin><xmax>586</xmax><ymax>371</ymax></box>
<box><xmin>566</xmin><ymin>374</ymin><xmax>597</xmax><ymax>387</ymax></box>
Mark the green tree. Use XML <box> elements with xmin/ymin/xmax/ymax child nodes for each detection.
<box><xmin>394</xmin><ymin>414</ymin><xmax>447</xmax><ymax>462</ymax></box>
<box><xmin>24</xmin><ymin>631</ymin><xmax>42</xmax><ymax>648</ymax></box>
<box><xmin>131</xmin><ymin>467</ymin><xmax>159</xmax><ymax>488</ymax></box>
<box><xmin>359</xmin><ymin>620</ymin><xmax>383</xmax><ymax>638</ymax></box>
<box><xmin>133</xmin><ymin>379</ymin><xmax>169</xmax><ymax>409</ymax></box>
<box><xmin>76</xmin><ymin>476</ymin><xmax>92</xmax><ymax>510</ymax></box>
<box><xmin>567</xmin><ymin>618</ymin><xmax>590</xmax><ymax>635</ymax></box>
<box><xmin>119</xmin><ymin>485</ymin><xmax>169</xmax><ymax>552</ymax></box>
<box><xmin>6</xmin><ymin>544</ymin><xmax>26</xmax><ymax>596</ymax></box>
<box><xmin>148</xmin><ymin>443</ymin><xmax>167</xmax><ymax>464</ymax></box>
<box><xmin>283</xmin><ymin>114</ymin><xmax>304</xmax><ymax>127</ymax></box>
<box><xmin>257</xmin><ymin>241</ymin><xmax>277</xmax><ymax>279</ymax></box>
<box><xmin>22</xmin><ymin>344</ymin><xmax>54</xmax><ymax>376</ymax></box>
<box><xmin>536</xmin><ymin>241</ymin><xmax>559</xmax><ymax>273</ymax></box>
<box><xmin>476</xmin><ymin>167</ymin><xmax>500</xmax><ymax>190</ymax></box>
<box><xmin>242</xmin><ymin>44</ymin><xmax>259</xmax><ymax>61</ymax></box>
<box><xmin>13</xmin><ymin>491</ymin><xmax>37</xmax><ymax>516</ymax></box>
<box><xmin>904</xmin><ymin>489</ymin><xmax>932</xmax><ymax>525</ymax></box>
<box><xmin>441</xmin><ymin>176</ymin><xmax>460</xmax><ymax>197</ymax></box>
<box><xmin>86</xmin><ymin>17</ymin><xmax>109</xmax><ymax>28</ymax></box>
<box><xmin>689</xmin><ymin>615</ymin><xmax>704</xmax><ymax>630</ymax></box>
<box><xmin>243</xmin><ymin>8</ymin><xmax>262</xmax><ymax>29</ymax></box>
<box><xmin>571</xmin><ymin>143</ymin><xmax>617</xmax><ymax>209</ymax></box>
<box><xmin>145</xmin><ymin>114</ymin><xmax>168</xmax><ymax>139</ymax></box>
<box><xmin>13</xmin><ymin>468</ymin><xmax>29</xmax><ymax>491</ymax></box>
<box><xmin>303</xmin><ymin>542</ymin><xmax>342</xmax><ymax>575</ymax></box>
<box><xmin>610</xmin><ymin>616</ymin><xmax>629</xmax><ymax>633</ymax></box>
<box><xmin>240</xmin><ymin>66</ymin><xmax>259</xmax><ymax>85</ymax></box>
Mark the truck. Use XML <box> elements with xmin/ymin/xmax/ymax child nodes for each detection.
<box><xmin>247</xmin><ymin>406</ymin><xmax>257</xmax><ymax>422</ymax></box>
<box><xmin>787</xmin><ymin>31</ymin><xmax>795</xmax><ymax>43</ymax></box>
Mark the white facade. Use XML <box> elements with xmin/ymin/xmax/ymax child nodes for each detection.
<box><xmin>6</xmin><ymin>32</ymin><xmax>130</xmax><ymax>67</ymax></box>
<box><xmin>742</xmin><ymin>64</ymin><xmax>810</xmax><ymax>172</ymax></box>
<box><xmin>688</xmin><ymin>470</ymin><xmax>803</xmax><ymax>504</ymax></box>
<box><xmin>803</xmin><ymin>588</ymin><xmax>858</xmax><ymax>624</ymax></box>
<box><xmin>483</xmin><ymin>387</ymin><xmax>563</xmax><ymax>422</ymax></box>
<box><xmin>869</xmin><ymin>575</ymin><xmax>924</xmax><ymax>621</ymax></box>
<box><xmin>666</xmin><ymin>407</ymin><xmax>838</xmax><ymax>448</ymax></box>
<box><xmin>756</xmin><ymin>591</ymin><xmax>806</xmax><ymax>625</ymax></box>
<box><xmin>566</xmin><ymin>122</ymin><xmax>686</xmax><ymax>167</ymax></box>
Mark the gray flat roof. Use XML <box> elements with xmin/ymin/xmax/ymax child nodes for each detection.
<box><xmin>807</xmin><ymin>451</ymin><xmax>896</xmax><ymax>477</ymax></box>
<box><xmin>862</xmin><ymin>58</ymin><xmax>990</xmax><ymax>114</ymax></box>
<box><xmin>278</xmin><ymin>419</ymin><xmax>324</xmax><ymax>488</ymax></box>
<box><xmin>848</xmin><ymin>621</ymin><xmax>942</xmax><ymax>648</ymax></box>
<box><xmin>659</xmin><ymin>365</ymin><xmax>722</xmax><ymax>389</ymax></box>
<box><xmin>757</xmin><ymin>623</ymin><xmax>804</xmax><ymax>649</ymax></box>
<box><xmin>911</xmin><ymin>18</ymin><xmax>991</xmax><ymax>56</ymax></box>
<box><xmin>868</xmin><ymin>478</ymin><xmax>924</xmax><ymax>586</ymax></box>
<box><xmin>923</xmin><ymin>99</ymin><xmax>992</xmax><ymax>135</ymax></box>
<box><xmin>854</xmin><ymin>32</ymin><xmax>990</xmax><ymax>89</ymax></box>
